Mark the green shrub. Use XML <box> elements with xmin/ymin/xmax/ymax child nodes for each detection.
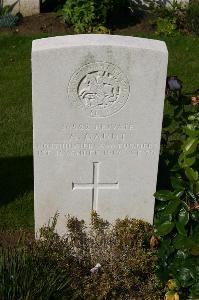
<box><xmin>0</xmin><ymin>1</ymin><xmax>15</xmax><ymax>16</ymax></box>
<box><xmin>151</xmin><ymin>0</ymin><xmax>199</xmax><ymax>35</ymax></box>
<box><xmin>40</xmin><ymin>213</ymin><xmax>162</xmax><ymax>299</ymax></box>
<box><xmin>0</xmin><ymin>214</ymin><xmax>163</xmax><ymax>299</ymax></box>
<box><xmin>61</xmin><ymin>0</ymin><xmax>95</xmax><ymax>33</ymax></box>
<box><xmin>0</xmin><ymin>1</ymin><xmax>19</xmax><ymax>28</ymax></box>
<box><xmin>61</xmin><ymin>0</ymin><xmax>128</xmax><ymax>33</ymax></box>
<box><xmin>186</xmin><ymin>0</ymin><xmax>199</xmax><ymax>35</ymax></box>
<box><xmin>155</xmin><ymin>17</ymin><xmax>177</xmax><ymax>36</ymax></box>
<box><xmin>134</xmin><ymin>0</ymin><xmax>188</xmax><ymax>33</ymax></box>
<box><xmin>154</xmin><ymin>83</ymin><xmax>199</xmax><ymax>299</ymax></box>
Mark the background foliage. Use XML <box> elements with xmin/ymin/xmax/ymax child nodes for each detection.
<box><xmin>129</xmin><ymin>0</ymin><xmax>199</xmax><ymax>36</ymax></box>
<box><xmin>154</xmin><ymin>84</ymin><xmax>199</xmax><ymax>299</ymax></box>
<box><xmin>186</xmin><ymin>0</ymin><xmax>199</xmax><ymax>35</ymax></box>
<box><xmin>61</xmin><ymin>0</ymin><xmax>128</xmax><ymax>33</ymax></box>
<box><xmin>52</xmin><ymin>0</ymin><xmax>199</xmax><ymax>35</ymax></box>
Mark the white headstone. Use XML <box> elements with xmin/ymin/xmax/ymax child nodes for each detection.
<box><xmin>3</xmin><ymin>0</ymin><xmax>40</xmax><ymax>16</ymax></box>
<box><xmin>32</xmin><ymin>34</ymin><xmax>168</xmax><ymax>235</ymax></box>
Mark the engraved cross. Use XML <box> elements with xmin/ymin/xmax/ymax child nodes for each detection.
<box><xmin>72</xmin><ymin>162</ymin><xmax>119</xmax><ymax>211</ymax></box>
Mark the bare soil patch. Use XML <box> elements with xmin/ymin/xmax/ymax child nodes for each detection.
<box><xmin>0</xmin><ymin>12</ymin><xmax>155</xmax><ymax>36</ymax></box>
<box><xmin>0</xmin><ymin>12</ymin><xmax>72</xmax><ymax>35</ymax></box>
<box><xmin>114</xmin><ymin>19</ymin><xmax>155</xmax><ymax>35</ymax></box>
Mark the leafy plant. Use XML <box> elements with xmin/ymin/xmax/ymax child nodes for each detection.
<box><xmin>61</xmin><ymin>0</ymin><xmax>95</xmax><ymax>33</ymax></box>
<box><xmin>0</xmin><ymin>1</ymin><xmax>19</xmax><ymax>28</ymax></box>
<box><xmin>154</xmin><ymin>82</ymin><xmax>199</xmax><ymax>299</ymax></box>
<box><xmin>155</xmin><ymin>17</ymin><xmax>177</xmax><ymax>36</ymax></box>
<box><xmin>61</xmin><ymin>0</ymin><xmax>128</xmax><ymax>33</ymax></box>
<box><xmin>153</xmin><ymin>0</ymin><xmax>187</xmax><ymax>25</ymax></box>
<box><xmin>186</xmin><ymin>0</ymin><xmax>199</xmax><ymax>35</ymax></box>
<box><xmin>0</xmin><ymin>0</ymin><xmax>18</xmax><ymax>16</ymax></box>
<box><xmin>0</xmin><ymin>5</ymin><xmax>11</xmax><ymax>16</ymax></box>
<box><xmin>134</xmin><ymin>0</ymin><xmax>188</xmax><ymax>33</ymax></box>
<box><xmin>0</xmin><ymin>214</ymin><xmax>163</xmax><ymax>299</ymax></box>
<box><xmin>40</xmin><ymin>212</ymin><xmax>163</xmax><ymax>299</ymax></box>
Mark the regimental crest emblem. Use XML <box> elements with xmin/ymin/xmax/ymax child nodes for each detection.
<box><xmin>68</xmin><ymin>62</ymin><xmax>130</xmax><ymax>118</ymax></box>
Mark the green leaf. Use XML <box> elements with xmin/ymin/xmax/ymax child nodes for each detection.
<box><xmin>195</xmin><ymin>181</ymin><xmax>199</xmax><ymax>194</ymax></box>
<box><xmin>184</xmin><ymin>124</ymin><xmax>199</xmax><ymax>137</ymax></box>
<box><xmin>154</xmin><ymin>213</ymin><xmax>173</xmax><ymax>227</ymax></box>
<box><xmin>173</xmin><ymin>235</ymin><xmax>186</xmax><ymax>249</ymax></box>
<box><xmin>154</xmin><ymin>190</ymin><xmax>176</xmax><ymax>201</ymax></box>
<box><xmin>185</xmin><ymin>167</ymin><xmax>198</xmax><ymax>182</ymax></box>
<box><xmin>193</xmin><ymin>224</ymin><xmax>199</xmax><ymax>241</ymax></box>
<box><xmin>178</xmin><ymin>207</ymin><xmax>189</xmax><ymax>225</ymax></box>
<box><xmin>187</xmin><ymin>190</ymin><xmax>198</xmax><ymax>202</ymax></box>
<box><xmin>176</xmin><ymin>222</ymin><xmax>187</xmax><ymax>236</ymax></box>
<box><xmin>155</xmin><ymin>221</ymin><xmax>175</xmax><ymax>236</ymax></box>
<box><xmin>170</xmin><ymin>163</ymin><xmax>181</xmax><ymax>172</ymax></box>
<box><xmin>183</xmin><ymin>137</ymin><xmax>198</xmax><ymax>155</ymax></box>
<box><xmin>183</xmin><ymin>157</ymin><xmax>196</xmax><ymax>167</ymax></box>
<box><xmin>163</xmin><ymin>115</ymin><xmax>173</xmax><ymax>128</ymax></box>
<box><xmin>171</xmin><ymin>176</ymin><xmax>185</xmax><ymax>191</ymax></box>
<box><xmin>176</xmin><ymin>249</ymin><xmax>190</xmax><ymax>260</ymax></box>
<box><xmin>190</xmin><ymin>282</ymin><xmax>199</xmax><ymax>298</ymax></box>
<box><xmin>178</xmin><ymin>152</ymin><xmax>186</xmax><ymax>167</ymax></box>
<box><xmin>174</xmin><ymin>190</ymin><xmax>185</xmax><ymax>198</ymax></box>
<box><xmin>173</xmin><ymin>236</ymin><xmax>195</xmax><ymax>250</ymax></box>
<box><xmin>155</xmin><ymin>201</ymin><xmax>169</xmax><ymax>211</ymax></box>
<box><xmin>191</xmin><ymin>211</ymin><xmax>199</xmax><ymax>222</ymax></box>
<box><xmin>0</xmin><ymin>5</ymin><xmax>11</xmax><ymax>16</ymax></box>
<box><xmin>156</xmin><ymin>238</ymin><xmax>174</xmax><ymax>261</ymax></box>
<box><xmin>164</xmin><ymin>199</ymin><xmax>181</xmax><ymax>214</ymax></box>
<box><xmin>177</xmin><ymin>267</ymin><xmax>195</xmax><ymax>287</ymax></box>
<box><xmin>188</xmin><ymin>114</ymin><xmax>196</xmax><ymax>121</ymax></box>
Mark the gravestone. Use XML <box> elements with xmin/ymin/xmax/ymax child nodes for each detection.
<box><xmin>32</xmin><ymin>34</ymin><xmax>168</xmax><ymax>235</ymax></box>
<box><xmin>3</xmin><ymin>0</ymin><xmax>40</xmax><ymax>16</ymax></box>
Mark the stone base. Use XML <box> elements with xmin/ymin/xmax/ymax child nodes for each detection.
<box><xmin>2</xmin><ymin>0</ymin><xmax>40</xmax><ymax>16</ymax></box>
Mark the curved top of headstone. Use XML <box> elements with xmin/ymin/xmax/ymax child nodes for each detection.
<box><xmin>32</xmin><ymin>34</ymin><xmax>167</xmax><ymax>54</ymax></box>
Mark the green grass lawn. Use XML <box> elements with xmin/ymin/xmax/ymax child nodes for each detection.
<box><xmin>0</xmin><ymin>32</ymin><xmax>198</xmax><ymax>230</ymax></box>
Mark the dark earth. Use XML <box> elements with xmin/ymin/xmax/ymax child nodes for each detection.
<box><xmin>0</xmin><ymin>12</ymin><xmax>155</xmax><ymax>36</ymax></box>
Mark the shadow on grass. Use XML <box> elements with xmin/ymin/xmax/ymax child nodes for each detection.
<box><xmin>0</xmin><ymin>156</ymin><xmax>33</xmax><ymax>207</ymax></box>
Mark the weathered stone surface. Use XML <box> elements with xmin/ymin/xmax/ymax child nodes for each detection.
<box><xmin>3</xmin><ymin>0</ymin><xmax>40</xmax><ymax>16</ymax></box>
<box><xmin>32</xmin><ymin>34</ymin><xmax>168</xmax><ymax>235</ymax></box>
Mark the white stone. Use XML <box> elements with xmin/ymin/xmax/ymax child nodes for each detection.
<box><xmin>32</xmin><ymin>34</ymin><xmax>168</xmax><ymax>235</ymax></box>
<box><xmin>2</xmin><ymin>0</ymin><xmax>40</xmax><ymax>16</ymax></box>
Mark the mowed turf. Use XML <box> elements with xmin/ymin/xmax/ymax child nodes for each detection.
<box><xmin>0</xmin><ymin>34</ymin><xmax>34</xmax><ymax>229</ymax></box>
<box><xmin>0</xmin><ymin>32</ymin><xmax>198</xmax><ymax>230</ymax></box>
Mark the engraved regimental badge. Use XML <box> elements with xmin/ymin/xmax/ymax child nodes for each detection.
<box><xmin>68</xmin><ymin>62</ymin><xmax>130</xmax><ymax>118</ymax></box>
